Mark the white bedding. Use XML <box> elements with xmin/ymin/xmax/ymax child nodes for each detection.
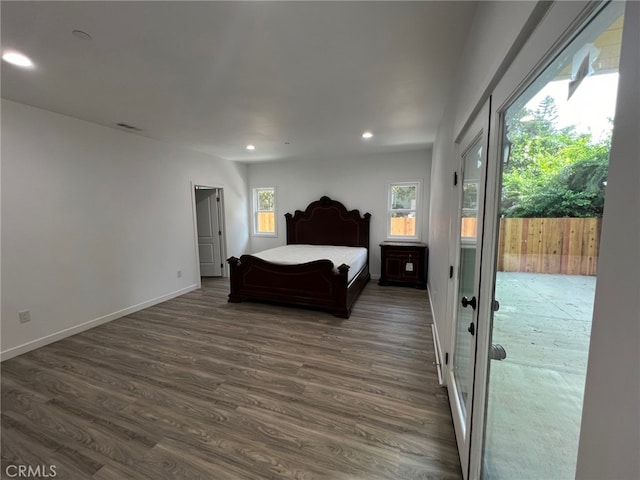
<box><xmin>252</xmin><ymin>244</ymin><xmax>368</xmax><ymax>283</ymax></box>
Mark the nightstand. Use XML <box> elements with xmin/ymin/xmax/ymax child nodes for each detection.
<box><xmin>379</xmin><ymin>241</ymin><xmax>428</xmax><ymax>289</ymax></box>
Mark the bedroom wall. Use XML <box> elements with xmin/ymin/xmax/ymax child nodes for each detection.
<box><xmin>246</xmin><ymin>149</ymin><xmax>431</xmax><ymax>278</ymax></box>
<box><xmin>1</xmin><ymin>99</ymin><xmax>249</xmax><ymax>360</ymax></box>
<box><xmin>428</xmin><ymin>0</ymin><xmax>539</xmax><ymax>358</ymax></box>
<box><xmin>451</xmin><ymin>0</ymin><xmax>542</xmax><ymax>138</ymax></box>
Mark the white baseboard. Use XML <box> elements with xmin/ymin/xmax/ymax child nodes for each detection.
<box><xmin>0</xmin><ymin>284</ymin><xmax>199</xmax><ymax>362</ymax></box>
<box><xmin>428</xmin><ymin>286</ymin><xmax>446</xmax><ymax>386</ymax></box>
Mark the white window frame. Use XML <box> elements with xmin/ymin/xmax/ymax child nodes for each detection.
<box><xmin>387</xmin><ymin>180</ymin><xmax>421</xmax><ymax>241</ymax></box>
<box><xmin>252</xmin><ymin>187</ymin><xmax>277</xmax><ymax>237</ymax></box>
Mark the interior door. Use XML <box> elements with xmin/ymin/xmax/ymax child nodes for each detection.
<box><xmin>195</xmin><ymin>187</ymin><xmax>223</xmax><ymax>277</ymax></box>
<box><xmin>448</xmin><ymin>99</ymin><xmax>490</xmax><ymax>478</ymax></box>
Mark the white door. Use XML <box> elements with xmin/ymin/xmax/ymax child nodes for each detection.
<box><xmin>447</xmin><ymin>99</ymin><xmax>491</xmax><ymax>478</ymax></box>
<box><xmin>195</xmin><ymin>187</ymin><xmax>223</xmax><ymax>277</ymax></box>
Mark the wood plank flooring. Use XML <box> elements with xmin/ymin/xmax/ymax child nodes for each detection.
<box><xmin>1</xmin><ymin>278</ymin><xmax>461</xmax><ymax>479</ymax></box>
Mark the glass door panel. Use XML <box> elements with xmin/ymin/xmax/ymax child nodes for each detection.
<box><xmin>449</xmin><ymin>99</ymin><xmax>490</xmax><ymax>478</ymax></box>
<box><xmin>453</xmin><ymin>138</ymin><xmax>482</xmax><ymax>414</ymax></box>
<box><xmin>482</xmin><ymin>3</ymin><xmax>624</xmax><ymax>479</ymax></box>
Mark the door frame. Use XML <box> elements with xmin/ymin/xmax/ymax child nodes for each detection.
<box><xmin>191</xmin><ymin>181</ymin><xmax>227</xmax><ymax>285</ymax></box>
<box><xmin>466</xmin><ymin>106</ymin><xmax>502</xmax><ymax>480</ymax></box>
<box><xmin>459</xmin><ymin>2</ymin><xmax>613</xmax><ymax>478</ymax></box>
<box><xmin>447</xmin><ymin>99</ymin><xmax>491</xmax><ymax>479</ymax></box>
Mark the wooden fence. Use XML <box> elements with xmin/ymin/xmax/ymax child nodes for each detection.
<box><xmin>391</xmin><ymin>217</ymin><xmax>416</xmax><ymax>236</ymax></box>
<box><xmin>461</xmin><ymin>217</ymin><xmax>477</xmax><ymax>238</ymax></box>
<box><xmin>461</xmin><ymin>217</ymin><xmax>601</xmax><ymax>275</ymax></box>
<box><xmin>257</xmin><ymin>212</ymin><xmax>275</xmax><ymax>233</ymax></box>
<box><xmin>497</xmin><ymin>218</ymin><xmax>601</xmax><ymax>275</ymax></box>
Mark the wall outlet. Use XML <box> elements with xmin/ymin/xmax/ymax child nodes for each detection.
<box><xmin>177</xmin><ymin>270</ymin><xmax>182</xmax><ymax>278</ymax></box>
<box><xmin>19</xmin><ymin>310</ymin><xmax>31</xmax><ymax>324</ymax></box>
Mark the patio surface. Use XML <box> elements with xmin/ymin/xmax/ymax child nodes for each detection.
<box><xmin>482</xmin><ymin>272</ymin><xmax>596</xmax><ymax>480</ymax></box>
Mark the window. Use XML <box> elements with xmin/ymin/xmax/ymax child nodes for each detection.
<box><xmin>388</xmin><ymin>181</ymin><xmax>420</xmax><ymax>239</ymax></box>
<box><xmin>461</xmin><ymin>142</ymin><xmax>482</xmax><ymax>239</ymax></box>
<box><xmin>252</xmin><ymin>187</ymin><xmax>276</xmax><ymax>236</ymax></box>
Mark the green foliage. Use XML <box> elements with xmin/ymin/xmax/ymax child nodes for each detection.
<box><xmin>501</xmin><ymin>96</ymin><xmax>611</xmax><ymax>218</ymax></box>
<box><xmin>391</xmin><ymin>185</ymin><xmax>417</xmax><ymax>209</ymax></box>
<box><xmin>257</xmin><ymin>189</ymin><xmax>274</xmax><ymax>211</ymax></box>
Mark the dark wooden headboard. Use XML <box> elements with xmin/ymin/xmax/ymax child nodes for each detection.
<box><xmin>285</xmin><ymin>196</ymin><xmax>371</xmax><ymax>249</ymax></box>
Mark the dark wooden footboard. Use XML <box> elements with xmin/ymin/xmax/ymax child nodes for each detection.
<box><xmin>227</xmin><ymin>255</ymin><xmax>369</xmax><ymax>318</ymax></box>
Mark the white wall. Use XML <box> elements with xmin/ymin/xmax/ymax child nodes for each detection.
<box><xmin>576</xmin><ymin>2</ymin><xmax>640</xmax><ymax>477</ymax></box>
<box><xmin>1</xmin><ymin>100</ymin><xmax>249</xmax><ymax>360</ymax></box>
<box><xmin>452</xmin><ymin>1</ymin><xmax>541</xmax><ymax>137</ymax></box>
<box><xmin>247</xmin><ymin>149</ymin><xmax>431</xmax><ymax>277</ymax></box>
<box><xmin>428</xmin><ymin>1</ymin><xmax>539</xmax><ymax>353</ymax></box>
<box><xmin>428</xmin><ymin>95</ymin><xmax>457</xmax><ymax>351</ymax></box>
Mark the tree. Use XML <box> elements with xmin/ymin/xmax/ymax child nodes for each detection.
<box><xmin>257</xmin><ymin>189</ymin><xmax>274</xmax><ymax>211</ymax></box>
<box><xmin>391</xmin><ymin>185</ymin><xmax>417</xmax><ymax>209</ymax></box>
<box><xmin>501</xmin><ymin>96</ymin><xmax>610</xmax><ymax>218</ymax></box>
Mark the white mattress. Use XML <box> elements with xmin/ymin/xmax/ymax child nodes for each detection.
<box><xmin>252</xmin><ymin>244</ymin><xmax>368</xmax><ymax>283</ymax></box>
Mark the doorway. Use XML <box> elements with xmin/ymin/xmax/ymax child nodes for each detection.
<box><xmin>447</xmin><ymin>2</ymin><xmax>626</xmax><ymax>478</ymax></box>
<box><xmin>194</xmin><ymin>186</ymin><xmax>225</xmax><ymax>278</ymax></box>
<box><xmin>482</xmin><ymin>3</ymin><xmax>624</xmax><ymax>478</ymax></box>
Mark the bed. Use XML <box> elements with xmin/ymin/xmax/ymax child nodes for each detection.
<box><xmin>227</xmin><ymin>196</ymin><xmax>371</xmax><ymax>318</ymax></box>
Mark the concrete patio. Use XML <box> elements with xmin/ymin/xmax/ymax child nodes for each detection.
<box><xmin>483</xmin><ymin>272</ymin><xmax>596</xmax><ymax>480</ymax></box>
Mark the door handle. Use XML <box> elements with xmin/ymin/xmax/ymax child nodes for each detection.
<box><xmin>468</xmin><ymin>322</ymin><xmax>475</xmax><ymax>335</ymax></box>
<box><xmin>461</xmin><ymin>296</ymin><xmax>477</xmax><ymax>309</ymax></box>
<box><xmin>489</xmin><ymin>343</ymin><xmax>506</xmax><ymax>360</ymax></box>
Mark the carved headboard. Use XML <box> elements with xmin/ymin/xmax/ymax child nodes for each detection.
<box><xmin>285</xmin><ymin>196</ymin><xmax>371</xmax><ymax>249</ymax></box>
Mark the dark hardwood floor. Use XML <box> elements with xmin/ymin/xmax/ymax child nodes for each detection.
<box><xmin>1</xmin><ymin>278</ymin><xmax>461</xmax><ymax>479</ymax></box>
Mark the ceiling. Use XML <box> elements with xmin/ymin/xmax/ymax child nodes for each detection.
<box><xmin>1</xmin><ymin>1</ymin><xmax>477</xmax><ymax>163</ymax></box>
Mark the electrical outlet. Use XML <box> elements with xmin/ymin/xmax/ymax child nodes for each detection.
<box><xmin>19</xmin><ymin>310</ymin><xmax>31</xmax><ymax>324</ymax></box>
<box><xmin>177</xmin><ymin>270</ymin><xmax>182</xmax><ymax>278</ymax></box>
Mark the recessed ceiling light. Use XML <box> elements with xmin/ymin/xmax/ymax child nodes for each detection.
<box><xmin>362</xmin><ymin>131</ymin><xmax>374</xmax><ymax>139</ymax></box>
<box><xmin>246</xmin><ymin>145</ymin><xmax>256</xmax><ymax>151</ymax></box>
<box><xmin>2</xmin><ymin>50</ymin><xmax>34</xmax><ymax>68</ymax></box>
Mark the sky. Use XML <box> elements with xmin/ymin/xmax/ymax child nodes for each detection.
<box><xmin>526</xmin><ymin>72</ymin><xmax>619</xmax><ymax>141</ymax></box>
